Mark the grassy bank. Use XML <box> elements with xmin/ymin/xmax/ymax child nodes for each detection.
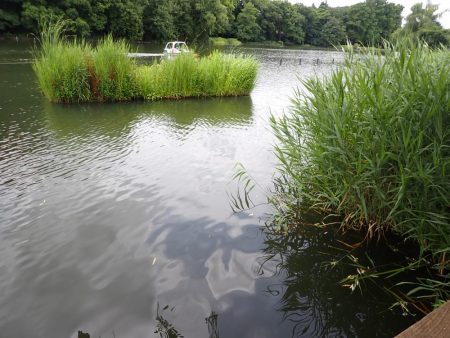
<box><xmin>270</xmin><ymin>41</ymin><xmax>449</xmax><ymax>309</ymax></box>
<box><xmin>33</xmin><ymin>22</ymin><xmax>258</xmax><ymax>103</ymax></box>
<box><xmin>209</xmin><ymin>37</ymin><xmax>242</xmax><ymax>47</ymax></box>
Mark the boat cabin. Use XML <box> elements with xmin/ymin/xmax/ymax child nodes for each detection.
<box><xmin>163</xmin><ymin>41</ymin><xmax>189</xmax><ymax>54</ymax></box>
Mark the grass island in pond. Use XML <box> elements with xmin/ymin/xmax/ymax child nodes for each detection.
<box><xmin>33</xmin><ymin>21</ymin><xmax>258</xmax><ymax>104</ymax></box>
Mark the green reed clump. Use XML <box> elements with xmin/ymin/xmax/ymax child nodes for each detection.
<box><xmin>34</xmin><ymin>21</ymin><xmax>258</xmax><ymax>103</ymax></box>
<box><xmin>33</xmin><ymin>20</ymin><xmax>91</xmax><ymax>103</ymax></box>
<box><xmin>91</xmin><ymin>36</ymin><xmax>137</xmax><ymax>101</ymax></box>
<box><xmin>134</xmin><ymin>54</ymin><xmax>200</xmax><ymax>100</ymax></box>
<box><xmin>135</xmin><ymin>51</ymin><xmax>258</xmax><ymax>100</ymax></box>
<box><xmin>34</xmin><ymin>20</ymin><xmax>137</xmax><ymax>103</ymax></box>
<box><xmin>199</xmin><ymin>51</ymin><xmax>258</xmax><ymax>96</ymax></box>
<box><xmin>271</xmin><ymin>41</ymin><xmax>450</xmax><ymax>300</ymax></box>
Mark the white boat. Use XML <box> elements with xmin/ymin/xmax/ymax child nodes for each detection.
<box><xmin>163</xmin><ymin>41</ymin><xmax>189</xmax><ymax>55</ymax></box>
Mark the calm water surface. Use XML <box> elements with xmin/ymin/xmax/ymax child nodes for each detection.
<box><xmin>0</xmin><ymin>42</ymin><xmax>414</xmax><ymax>337</ymax></box>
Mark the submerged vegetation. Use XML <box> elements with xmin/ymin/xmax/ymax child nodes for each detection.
<box><xmin>33</xmin><ymin>21</ymin><xmax>258</xmax><ymax>103</ymax></box>
<box><xmin>268</xmin><ymin>40</ymin><xmax>450</xmax><ymax>310</ymax></box>
<box><xmin>258</xmin><ymin>224</ymin><xmax>419</xmax><ymax>335</ymax></box>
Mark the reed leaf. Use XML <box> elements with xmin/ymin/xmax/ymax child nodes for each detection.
<box><xmin>270</xmin><ymin>40</ymin><xmax>450</xmax><ymax>306</ymax></box>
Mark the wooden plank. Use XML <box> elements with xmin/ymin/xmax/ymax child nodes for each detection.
<box><xmin>127</xmin><ymin>53</ymin><xmax>164</xmax><ymax>58</ymax></box>
<box><xmin>396</xmin><ymin>301</ymin><xmax>450</xmax><ymax>337</ymax></box>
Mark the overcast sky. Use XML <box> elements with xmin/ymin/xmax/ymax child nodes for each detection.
<box><xmin>290</xmin><ymin>1</ymin><xmax>450</xmax><ymax>28</ymax></box>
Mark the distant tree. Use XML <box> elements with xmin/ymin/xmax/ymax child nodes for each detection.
<box><xmin>105</xmin><ymin>0</ymin><xmax>148</xmax><ymax>40</ymax></box>
<box><xmin>21</xmin><ymin>2</ymin><xmax>60</xmax><ymax>33</ymax></box>
<box><xmin>320</xmin><ymin>16</ymin><xmax>346</xmax><ymax>46</ymax></box>
<box><xmin>250</xmin><ymin>0</ymin><xmax>280</xmax><ymax>41</ymax></box>
<box><xmin>191</xmin><ymin>0</ymin><xmax>230</xmax><ymax>42</ymax></box>
<box><xmin>236</xmin><ymin>2</ymin><xmax>261</xmax><ymax>41</ymax></box>
<box><xmin>343</xmin><ymin>3</ymin><xmax>367</xmax><ymax>43</ymax></box>
<box><xmin>144</xmin><ymin>0</ymin><xmax>235</xmax><ymax>42</ymax></box>
<box><xmin>143</xmin><ymin>0</ymin><xmax>176</xmax><ymax>41</ymax></box>
<box><xmin>173</xmin><ymin>0</ymin><xmax>194</xmax><ymax>41</ymax></box>
<box><xmin>418</xmin><ymin>28</ymin><xmax>449</xmax><ymax>46</ymax></box>
<box><xmin>280</xmin><ymin>3</ymin><xmax>305</xmax><ymax>44</ymax></box>
<box><xmin>406</xmin><ymin>2</ymin><xmax>441</xmax><ymax>32</ymax></box>
<box><xmin>377</xmin><ymin>1</ymin><xmax>403</xmax><ymax>40</ymax></box>
<box><xmin>0</xmin><ymin>0</ymin><xmax>21</xmax><ymax>32</ymax></box>
<box><xmin>342</xmin><ymin>0</ymin><xmax>402</xmax><ymax>45</ymax></box>
<box><xmin>87</xmin><ymin>1</ymin><xmax>108</xmax><ymax>33</ymax></box>
<box><xmin>251</xmin><ymin>0</ymin><xmax>305</xmax><ymax>44</ymax></box>
<box><xmin>303</xmin><ymin>4</ymin><xmax>345</xmax><ymax>46</ymax></box>
<box><xmin>297</xmin><ymin>4</ymin><xmax>316</xmax><ymax>45</ymax></box>
<box><xmin>18</xmin><ymin>0</ymin><xmax>147</xmax><ymax>39</ymax></box>
<box><xmin>392</xmin><ymin>2</ymin><xmax>450</xmax><ymax>47</ymax></box>
<box><xmin>0</xmin><ymin>0</ymin><xmax>420</xmax><ymax>46</ymax></box>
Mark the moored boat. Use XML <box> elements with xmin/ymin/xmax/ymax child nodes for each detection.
<box><xmin>163</xmin><ymin>41</ymin><xmax>189</xmax><ymax>55</ymax></box>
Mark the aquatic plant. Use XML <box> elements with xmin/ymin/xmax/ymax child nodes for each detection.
<box><xmin>33</xmin><ymin>21</ymin><xmax>258</xmax><ymax>103</ymax></box>
<box><xmin>135</xmin><ymin>52</ymin><xmax>201</xmax><ymax>100</ymax></box>
<box><xmin>135</xmin><ymin>51</ymin><xmax>258</xmax><ymax>100</ymax></box>
<box><xmin>91</xmin><ymin>36</ymin><xmax>137</xmax><ymax>101</ymax></box>
<box><xmin>200</xmin><ymin>51</ymin><xmax>258</xmax><ymax>96</ymax></box>
<box><xmin>257</xmin><ymin>224</ymin><xmax>420</xmax><ymax>335</ymax></box>
<box><xmin>270</xmin><ymin>40</ymin><xmax>450</xmax><ymax>308</ymax></box>
<box><xmin>33</xmin><ymin>19</ymin><xmax>91</xmax><ymax>103</ymax></box>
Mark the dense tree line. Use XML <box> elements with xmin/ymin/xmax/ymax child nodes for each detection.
<box><xmin>0</xmin><ymin>0</ymin><xmax>149</xmax><ymax>40</ymax></box>
<box><xmin>0</xmin><ymin>0</ymin><xmax>447</xmax><ymax>46</ymax></box>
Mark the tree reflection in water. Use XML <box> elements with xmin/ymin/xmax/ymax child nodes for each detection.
<box><xmin>258</xmin><ymin>224</ymin><xmax>415</xmax><ymax>337</ymax></box>
<box><xmin>154</xmin><ymin>303</ymin><xmax>183</xmax><ymax>338</ymax></box>
<box><xmin>205</xmin><ymin>312</ymin><xmax>219</xmax><ymax>338</ymax></box>
<box><xmin>76</xmin><ymin>224</ymin><xmax>416</xmax><ymax>338</ymax></box>
<box><xmin>78</xmin><ymin>308</ymin><xmax>219</xmax><ymax>338</ymax></box>
<box><xmin>154</xmin><ymin>305</ymin><xmax>219</xmax><ymax>338</ymax></box>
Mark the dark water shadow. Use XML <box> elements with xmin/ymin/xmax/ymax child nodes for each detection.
<box><xmin>138</xmin><ymin>212</ymin><xmax>416</xmax><ymax>337</ymax></box>
<box><xmin>14</xmin><ymin>211</ymin><xmax>417</xmax><ymax>337</ymax></box>
<box><xmin>252</xmin><ymin>225</ymin><xmax>418</xmax><ymax>337</ymax></box>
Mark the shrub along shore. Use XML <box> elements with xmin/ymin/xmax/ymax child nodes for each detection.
<box><xmin>33</xmin><ymin>21</ymin><xmax>258</xmax><ymax>104</ymax></box>
<box><xmin>270</xmin><ymin>41</ymin><xmax>449</xmax><ymax>311</ymax></box>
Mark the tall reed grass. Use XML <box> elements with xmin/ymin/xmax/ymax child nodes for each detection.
<box><xmin>33</xmin><ymin>21</ymin><xmax>258</xmax><ymax>103</ymax></box>
<box><xmin>91</xmin><ymin>36</ymin><xmax>137</xmax><ymax>101</ymax></box>
<box><xmin>270</xmin><ymin>41</ymin><xmax>449</xmax><ymax>306</ymax></box>
<box><xmin>135</xmin><ymin>51</ymin><xmax>258</xmax><ymax>100</ymax></box>
<box><xmin>33</xmin><ymin>20</ymin><xmax>91</xmax><ymax>103</ymax></box>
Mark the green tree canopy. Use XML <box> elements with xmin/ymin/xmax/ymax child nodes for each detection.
<box><xmin>0</xmin><ymin>0</ymin><xmax>408</xmax><ymax>45</ymax></box>
<box><xmin>236</xmin><ymin>2</ymin><xmax>261</xmax><ymax>42</ymax></box>
<box><xmin>392</xmin><ymin>2</ymin><xmax>450</xmax><ymax>47</ymax></box>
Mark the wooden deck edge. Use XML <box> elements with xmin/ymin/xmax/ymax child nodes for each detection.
<box><xmin>127</xmin><ymin>53</ymin><xmax>164</xmax><ymax>58</ymax></box>
<box><xmin>396</xmin><ymin>301</ymin><xmax>450</xmax><ymax>337</ymax></box>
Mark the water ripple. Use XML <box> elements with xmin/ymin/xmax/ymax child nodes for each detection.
<box><xmin>1</xmin><ymin>46</ymin><xmax>408</xmax><ymax>338</ymax></box>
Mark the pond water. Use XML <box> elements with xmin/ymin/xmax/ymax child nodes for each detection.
<box><xmin>0</xmin><ymin>41</ymin><xmax>414</xmax><ymax>337</ymax></box>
